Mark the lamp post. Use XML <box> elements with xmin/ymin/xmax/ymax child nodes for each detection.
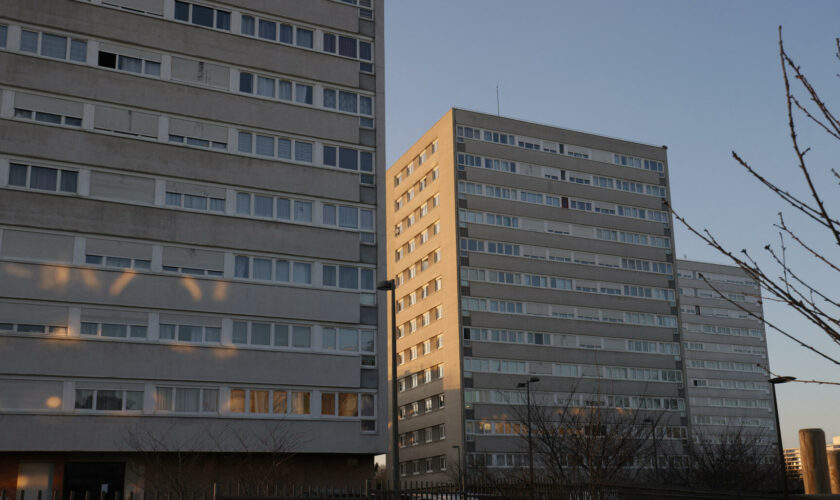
<box><xmin>517</xmin><ymin>376</ymin><xmax>540</xmax><ymax>497</ymax></box>
<box><xmin>769</xmin><ymin>376</ymin><xmax>795</xmax><ymax>499</ymax></box>
<box><xmin>452</xmin><ymin>445</ymin><xmax>464</xmax><ymax>500</ymax></box>
<box><xmin>644</xmin><ymin>418</ymin><xmax>659</xmax><ymax>482</ymax></box>
<box><xmin>377</xmin><ymin>280</ymin><xmax>399</xmax><ymax>499</ymax></box>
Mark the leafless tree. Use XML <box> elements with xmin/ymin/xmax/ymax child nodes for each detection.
<box><xmin>662</xmin><ymin>426</ymin><xmax>779</xmax><ymax>492</ymax></box>
<box><xmin>123</xmin><ymin>421</ymin><xmax>302</xmax><ymax>494</ymax></box>
<box><xmin>488</xmin><ymin>383</ymin><xmax>676</xmax><ymax>495</ymax></box>
<box><xmin>668</xmin><ymin>28</ymin><xmax>840</xmax><ymax>367</ymax></box>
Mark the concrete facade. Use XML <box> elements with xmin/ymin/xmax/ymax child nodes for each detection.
<box><xmin>387</xmin><ymin>109</ymin><xmax>689</xmax><ymax>481</ymax></box>
<box><xmin>0</xmin><ymin>0</ymin><xmax>385</xmax><ymax>493</ymax></box>
<box><xmin>677</xmin><ymin>259</ymin><xmax>777</xmax><ymax>447</ymax></box>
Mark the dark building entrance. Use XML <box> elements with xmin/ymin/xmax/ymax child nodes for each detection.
<box><xmin>63</xmin><ymin>462</ymin><xmax>125</xmax><ymax>500</ymax></box>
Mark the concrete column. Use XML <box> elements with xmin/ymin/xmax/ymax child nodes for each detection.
<box><xmin>800</xmin><ymin>428</ymin><xmax>831</xmax><ymax>494</ymax></box>
<box><xmin>828</xmin><ymin>449</ymin><xmax>840</xmax><ymax>494</ymax></box>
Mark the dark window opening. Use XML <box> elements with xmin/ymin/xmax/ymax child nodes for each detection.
<box><xmin>97</xmin><ymin>51</ymin><xmax>117</xmax><ymax>68</ymax></box>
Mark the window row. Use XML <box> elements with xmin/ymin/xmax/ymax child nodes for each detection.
<box><xmin>684</xmin><ymin>341</ymin><xmax>766</xmax><ymax>356</ymax></box>
<box><xmin>679</xmin><ymin>287</ymin><xmax>758</xmax><ymax>304</ymax></box>
<box><xmin>231</xmin><ymin>321</ymin><xmax>375</xmax><ymax>356</ymax></box>
<box><xmin>677</xmin><ymin>269</ymin><xmax>758</xmax><ymax>288</ymax></box>
<box><xmin>458</xmin><ymin>210</ymin><xmax>671</xmax><ymax>249</ymax></box>
<box><xmin>464</xmin><ymin>327</ymin><xmax>679</xmax><ymax>356</ymax></box>
<box><xmin>464</xmin><ymin>388</ymin><xmax>685</xmax><ymax>412</ymax></box>
<box><xmin>690</xmin><ymin>378</ymin><xmax>769</xmax><ymax>392</ymax></box>
<box><xmin>392</xmin><ymin>139</ymin><xmax>439</xmax><ymax>188</ymax></box>
<box><xmin>2</xmin><ymin>90</ymin><xmax>377</xmax><ymax>184</ymax></box>
<box><xmin>461</xmin><ymin>297</ymin><xmax>678</xmax><ymax>327</ymax></box>
<box><xmin>396</xmin><ymin>276</ymin><xmax>443</xmax><ymax>313</ymax></box>
<box><xmin>398</xmin><ymin>333</ymin><xmax>444</xmax><ymax>365</ymax></box>
<box><xmin>456</xmin><ymin>125</ymin><xmax>666</xmax><ymax>177</ymax></box>
<box><xmin>398</xmin><ymin>456</ymin><xmax>447</xmax><ymax>477</ymax></box>
<box><xmin>459</xmin><ymin>238</ymin><xmax>673</xmax><ymax>275</ymax></box>
<box><xmin>72</xmin><ymin>384</ymin><xmax>376</xmax><ymax>424</ymax></box>
<box><xmin>230</xmin><ymin>387</ymin><xmax>375</xmax><ymax>419</ymax></box>
<box><xmin>466</xmin><ymin>419</ymin><xmax>687</xmax><ymax>441</ymax></box>
<box><xmin>461</xmin><ymin>266</ymin><xmax>675</xmax><ymax>302</ymax></box>
<box><xmin>394</xmin><ymin>248</ymin><xmax>441</xmax><ymax>288</ymax></box>
<box><xmin>393</xmin><ymin>220</ymin><xmax>440</xmax><ymax>261</ymax></box>
<box><xmin>458</xmin><ymin>180</ymin><xmax>668</xmax><ymax>223</ymax></box>
<box><xmin>394</xmin><ymin>192</ymin><xmax>440</xmax><ymax>236</ymax></box>
<box><xmin>692</xmin><ymin>415</ymin><xmax>773</xmax><ymax>428</ymax></box>
<box><xmin>686</xmin><ymin>359</ymin><xmax>765</xmax><ymax>373</ymax></box>
<box><xmin>682</xmin><ymin>323</ymin><xmax>764</xmax><ymax>339</ymax></box>
<box><xmin>463</xmin><ymin>357</ymin><xmax>682</xmax><ymax>383</ymax></box>
<box><xmin>396</xmin><ymin>305</ymin><xmax>443</xmax><ymax>338</ymax></box>
<box><xmin>0</xmin><ymin>305</ymin><xmax>375</xmax><ymax>357</ymax></box>
<box><xmin>398</xmin><ymin>424</ymin><xmax>446</xmax><ymax>448</ymax></box>
<box><xmin>159</xmin><ymin>1</ymin><xmax>374</xmax><ymax>64</ymax></box>
<box><xmin>689</xmin><ymin>396</ymin><xmax>771</xmax><ymax>410</ymax></box>
<box><xmin>4</xmin><ymin>159</ymin><xmax>376</xmax><ymax>240</ymax></box>
<box><xmin>233</xmin><ymin>255</ymin><xmax>374</xmax><ymax>291</ymax></box>
<box><xmin>2</xmin><ymin>23</ymin><xmax>375</xmax><ymax>123</ymax></box>
<box><xmin>398</xmin><ymin>393</ymin><xmax>445</xmax><ymax>420</ymax></box>
<box><xmin>680</xmin><ymin>305</ymin><xmax>752</xmax><ymax>321</ymax></box>
<box><xmin>235</xmin><ymin>191</ymin><xmax>375</xmax><ymax>240</ymax></box>
<box><xmin>397</xmin><ymin>364</ymin><xmax>445</xmax><ymax>392</ymax></box>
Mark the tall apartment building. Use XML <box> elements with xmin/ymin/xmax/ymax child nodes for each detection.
<box><xmin>677</xmin><ymin>260</ymin><xmax>776</xmax><ymax>445</ymax></box>
<box><xmin>0</xmin><ymin>0</ymin><xmax>384</xmax><ymax>494</ymax></box>
<box><xmin>386</xmin><ymin>109</ymin><xmax>689</xmax><ymax>481</ymax></box>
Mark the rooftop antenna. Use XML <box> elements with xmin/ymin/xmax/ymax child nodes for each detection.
<box><xmin>496</xmin><ymin>84</ymin><xmax>500</xmax><ymax>116</ymax></box>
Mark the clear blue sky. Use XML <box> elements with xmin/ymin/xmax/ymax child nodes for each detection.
<box><xmin>385</xmin><ymin>1</ymin><xmax>840</xmax><ymax>448</ymax></box>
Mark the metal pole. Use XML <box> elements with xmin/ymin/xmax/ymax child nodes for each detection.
<box><xmin>771</xmin><ymin>383</ymin><xmax>789</xmax><ymax>498</ymax></box>
<box><xmin>379</xmin><ymin>280</ymin><xmax>400</xmax><ymax>500</ymax></box>
<box><xmin>527</xmin><ymin>382</ymin><xmax>533</xmax><ymax>499</ymax></box>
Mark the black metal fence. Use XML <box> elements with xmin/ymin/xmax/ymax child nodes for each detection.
<box><xmin>0</xmin><ymin>482</ymin><xmax>791</xmax><ymax>500</ymax></box>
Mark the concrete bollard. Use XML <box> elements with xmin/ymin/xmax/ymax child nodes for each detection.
<box><xmin>800</xmin><ymin>428</ymin><xmax>831</xmax><ymax>494</ymax></box>
<box><xmin>828</xmin><ymin>449</ymin><xmax>840</xmax><ymax>494</ymax></box>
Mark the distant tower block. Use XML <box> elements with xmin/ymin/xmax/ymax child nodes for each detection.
<box><xmin>800</xmin><ymin>428</ymin><xmax>831</xmax><ymax>494</ymax></box>
<box><xmin>828</xmin><ymin>449</ymin><xmax>840</xmax><ymax>494</ymax></box>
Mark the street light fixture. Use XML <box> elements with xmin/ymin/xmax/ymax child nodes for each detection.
<box><xmin>517</xmin><ymin>376</ymin><xmax>540</xmax><ymax>497</ymax></box>
<box><xmin>377</xmin><ymin>280</ymin><xmax>399</xmax><ymax>498</ymax></box>
<box><xmin>769</xmin><ymin>376</ymin><xmax>795</xmax><ymax>499</ymax></box>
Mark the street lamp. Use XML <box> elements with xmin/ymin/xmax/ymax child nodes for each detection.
<box><xmin>517</xmin><ymin>376</ymin><xmax>540</xmax><ymax>496</ymax></box>
<box><xmin>769</xmin><ymin>375</ymin><xmax>795</xmax><ymax>499</ymax></box>
<box><xmin>377</xmin><ymin>280</ymin><xmax>399</xmax><ymax>498</ymax></box>
<box><xmin>644</xmin><ymin>418</ymin><xmax>659</xmax><ymax>482</ymax></box>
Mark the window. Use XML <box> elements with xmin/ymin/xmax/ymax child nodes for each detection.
<box><xmin>296</xmin><ymin>28</ymin><xmax>313</xmax><ymax>48</ymax></box>
<box><xmin>8</xmin><ymin>163</ymin><xmax>78</xmax><ymax>193</ymax></box>
<box><xmin>75</xmin><ymin>388</ymin><xmax>143</xmax><ymax>412</ymax></box>
<box><xmin>295</xmin><ymin>84</ymin><xmax>313</xmax><ymax>104</ymax></box>
<box><xmin>338</xmin><ymin>36</ymin><xmax>357</xmax><ymax>58</ymax></box>
<box><xmin>323</xmin><ymin>33</ymin><xmax>336</xmax><ymax>53</ymax></box>
<box><xmin>174</xmin><ymin>2</ymin><xmax>230</xmax><ymax>30</ymax></box>
<box><xmin>241</xmin><ymin>15</ymin><xmax>255</xmax><ymax>35</ymax></box>
<box><xmin>323</xmin><ymin>89</ymin><xmax>337</xmax><ymax>109</ymax></box>
<box><xmin>81</xmin><ymin>321</ymin><xmax>147</xmax><ymax>339</ymax></box>
<box><xmin>155</xmin><ymin>387</ymin><xmax>219</xmax><ymax>413</ymax></box>
<box><xmin>19</xmin><ymin>30</ymin><xmax>87</xmax><ymax>62</ymax></box>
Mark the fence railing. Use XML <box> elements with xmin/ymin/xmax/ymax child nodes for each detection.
<box><xmin>0</xmin><ymin>481</ymin><xmax>789</xmax><ymax>500</ymax></box>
